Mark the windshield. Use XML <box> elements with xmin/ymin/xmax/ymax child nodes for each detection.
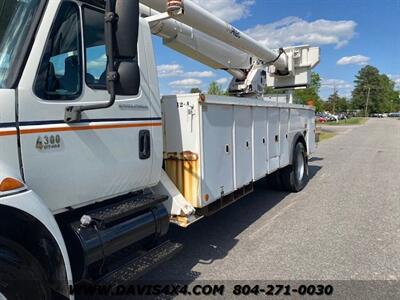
<box><xmin>0</xmin><ymin>0</ymin><xmax>41</xmax><ymax>88</ymax></box>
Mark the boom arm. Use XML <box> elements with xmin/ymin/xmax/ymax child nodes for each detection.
<box><xmin>140</xmin><ymin>4</ymin><xmax>251</xmax><ymax>80</ymax></box>
<box><xmin>141</xmin><ymin>0</ymin><xmax>320</xmax><ymax>96</ymax></box>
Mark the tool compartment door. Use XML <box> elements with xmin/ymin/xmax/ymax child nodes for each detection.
<box><xmin>234</xmin><ymin>106</ymin><xmax>253</xmax><ymax>189</ymax></box>
<box><xmin>201</xmin><ymin>104</ymin><xmax>234</xmax><ymax>205</ymax></box>
<box><xmin>279</xmin><ymin>109</ymin><xmax>290</xmax><ymax>167</ymax></box>
<box><xmin>252</xmin><ymin>107</ymin><xmax>268</xmax><ymax>181</ymax></box>
<box><xmin>267</xmin><ymin>107</ymin><xmax>280</xmax><ymax>173</ymax></box>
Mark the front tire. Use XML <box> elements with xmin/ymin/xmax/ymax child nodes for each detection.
<box><xmin>0</xmin><ymin>237</ymin><xmax>51</xmax><ymax>300</ymax></box>
<box><xmin>280</xmin><ymin>142</ymin><xmax>309</xmax><ymax>192</ymax></box>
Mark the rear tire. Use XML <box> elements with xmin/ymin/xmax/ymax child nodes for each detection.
<box><xmin>280</xmin><ymin>142</ymin><xmax>309</xmax><ymax>192</ymax></box>
<box><xmin>0</xmin><ymin>237</ymin><xmax>51</xmax><ymax>300</ymax></box>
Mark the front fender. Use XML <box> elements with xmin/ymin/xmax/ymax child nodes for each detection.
<box><xmin>0</xmin><ymin>190</ymin><xmax>74</xmax><ymax>299</ymax></box>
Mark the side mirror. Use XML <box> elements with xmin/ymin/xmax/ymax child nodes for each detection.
<box><xmin>106</xmin><ymin>0</ymin><xmax>140</xmax><ymax>96</ymax></box>
<box><xmin>114</xmin><ymin>1</ymin><xmax>139</xmax><ymax>58</ymax></box>
<box><xmin>114</xmin><ymin>60</ymin><xmax>140</xmax><ymax>95</ymax></box>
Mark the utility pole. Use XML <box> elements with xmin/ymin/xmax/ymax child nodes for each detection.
<box><xmin>364</xmin><ymin>86</ymin><xmax>371</xmax><ymax>117</ymax></box>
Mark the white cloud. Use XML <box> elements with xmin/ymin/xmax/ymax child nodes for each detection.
<box><xmin>245</xmin><ymin>17</ymin><xmax>357</xmax><ymax>49</ymax></box>
<box><xmin>184</xmin><ymin>71</ymin><xmax>215</xmax><ymax>78</ymax></box>
<box><xmin>169</xmin><ymin>78</ymin><xmax>202</xmax><ymax>87</ymax></box>
<box><xmin>337</xmin><ymin>55</ymin><xmax>370</xmax><ymax>66</ymax></box>
<box><xmin>157</xmin><ymin>64</ymin><xmax>184</xmax><ymax>78</ymax></box>
<box><xmin>191</xmin><ymin>0</ymin><xmax>255</xmax><ymax>22</ymax></box>
<box><xmin>157</xmin><ymin>65</ymin><xmax>216</xmax><ymax>79</ymax></box>
<box><xmin>216</xmin><ymin>77</ymin><xmax>229</xmax><ymax>85</ymax></box>
<box><xmin>87</xmin><ymin>54</ymin><xmax>107</xmax><ymax>69</ymax></box>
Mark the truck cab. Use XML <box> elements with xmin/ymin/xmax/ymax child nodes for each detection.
<box><xmin>0</xmin><ymin>0</ymin><xmax>163</xmax><ymax>212</ymax></box>
<box><xmin>0</xmin><ymin>1</ymin><xmax>177</xmax><ymax>299</ymax></box>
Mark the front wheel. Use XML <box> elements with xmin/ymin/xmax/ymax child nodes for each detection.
<box><xmin>0</xmin><ymin>237</ymin><xmax>51</xmax><ymax>300</ymax></box>
<box><xmin>280</xmin><ymin>142</ymin><xmax>309</xmax><ymax>192</ymax></box>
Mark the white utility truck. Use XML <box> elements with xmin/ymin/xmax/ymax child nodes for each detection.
<box><xmin>0</xmin><ymin>0</ymin><xmax>319</xmax><ymax>298</ymax></box>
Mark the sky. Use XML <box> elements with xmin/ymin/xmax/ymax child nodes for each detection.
<box><xmin>152</xmin><ymin>0</ymin><xmax>400</xmax><ymax>99</ymax></box>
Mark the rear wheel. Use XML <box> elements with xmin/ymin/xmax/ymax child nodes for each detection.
<box><xmin>280</xmin><ymin>142</ymin><xmax>309</xmax><ymax>192</ymax></box>
<box><xmin>0</xmin><ymin>237</ymin><xmax>51</xmax><ymax>300</ymax></box>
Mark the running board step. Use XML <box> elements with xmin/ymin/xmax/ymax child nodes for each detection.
<box><xmin>88</xmin><ymin>193</ymin><xmax>168</xmax><ymax>225</ymax></box>
<box><xmin>97</xmin><ymin>241</ymin><xmax>182</xmax><ymax>285</ymax></box>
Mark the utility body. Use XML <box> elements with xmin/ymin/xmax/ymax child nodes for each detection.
<box><xmin>0</xmin><ymin>0</ymin><xmax>319</xmax><ymax>298</ymax></box>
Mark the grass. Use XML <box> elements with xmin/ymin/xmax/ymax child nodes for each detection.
<box><xmin>325</xmin><ymin>117</ymin><xmax>368</xmax><ymax>126</ymax></box>
<box><xmin>318</xmin><ymin>131</ymin><xmax>336</xmax><ymax>142</ymax></box>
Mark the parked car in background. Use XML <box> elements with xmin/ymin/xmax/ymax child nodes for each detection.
<box><xmin>317</xmin><ymin>115</ymin><xmax>328</xmax><ymax>123</ymax></box>
<box><xmin>388</xmin><ymin>112</ymin><xmax>400</xmax><ymax>118</ymax></box>
<box><xmin>316</xmin><ymin>112</ymin><xmax>339</xmax><ymax>122</ymax></box>
<box><xmin>370</xmin><ymin>113</ymin><xmax>385</xmax><ymax>118</ymax></box>
<box><xmin>325</xmin><ymin>113</ymin><xmax>339</xmax><ymax>122</ymax></box>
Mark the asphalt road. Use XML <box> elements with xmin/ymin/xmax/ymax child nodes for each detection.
<box><xmin>142</xmin><ymin>118</ymin><xmax>400</xmax><ymax>284</ymax></box>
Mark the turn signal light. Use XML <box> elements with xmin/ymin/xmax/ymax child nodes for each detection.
<box><xmin>0</xmin><ymin>177</ymin><xmax>24</xmax><ymax>192</ymax></box>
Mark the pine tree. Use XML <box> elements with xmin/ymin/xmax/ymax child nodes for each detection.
<box><xmin>351</xmin><ymin>66</ymin><xmax>398</xmax><ymax>114</ymax></box>
<box><xmin>325</xmin><ymin>91</ymin><xmax>349</xmax><ymax>113</ymax></box>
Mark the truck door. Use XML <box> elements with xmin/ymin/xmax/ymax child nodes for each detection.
<box><xmin>17</xmin><ymin>2</ymin><xmax>158</xmax><ymax>211</ymax></box>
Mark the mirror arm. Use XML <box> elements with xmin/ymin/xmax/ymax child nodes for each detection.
<box><xmin>64</xmin><ymin>0</ymin><xmax>118</xmax><ymax>123</ymax></box>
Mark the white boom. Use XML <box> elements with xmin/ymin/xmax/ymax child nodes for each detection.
<box><xmin>140</xmin><ymin>4</ymin><xmax>251</xmax><ymax>80</ymax></box>
<box><xmin>140</xmin><ymin>0</ymin><xmax>320</xmax><ymax>95</ymax></box>
<box><xmin>141</xmin><ymin>0</ymin><xmax>288</xmax><ymax>71</ymax></box>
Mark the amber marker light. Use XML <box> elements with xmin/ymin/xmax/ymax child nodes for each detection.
<box><xmin>0</xmin><ymin>177</ymin><xmax>24</xmax><ymax>192</ymax></box>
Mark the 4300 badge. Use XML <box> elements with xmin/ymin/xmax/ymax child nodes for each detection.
<box><xmin>36</xmin><ymin>135</ymin><xmax>62</xmax><ymax>150</ymax></box>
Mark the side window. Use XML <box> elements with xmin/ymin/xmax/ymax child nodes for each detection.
<box><xmin>83</xmin><ymin>7</ymin><xmax>107</xmax><ymax>89</ymax></box>
<box><xmin>34</xmin><ymin>2</ymin><xmax>82</xmax><ymax>100</ymax></box>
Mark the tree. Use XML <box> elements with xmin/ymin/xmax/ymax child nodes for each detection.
<box><xmin>336</xmin><ymin>97</ymin><xmax>350</xmax><ymax>113</ymax></box>
<box><xmin>207</xmin><ymin>81</ymin><xmax>224</xmax><ymax>95</ymax></box>
<box><xmin>390</xmin><ymin>90</ymin><xmax>400</xmax><ymax>112</ymax></box>
<box><xmin>293</xmin><ymin>72</ymin><xmax>323</xmax><ymax>112</ymax></box>
<box><xmin>190</xmin><ymin>88</ymin><xmax>202</xmax><ymax>94</ymax></box>
<box><xmin>351</xmin><ymin>65</ymin><xmax>398</xmax><ymax>114</ymax></box>
<box><xmin>379</xmin><ymin>75</ymin><xmax>399</xmax><ymax>112</ymax></box>
<box><xmin>324</xmin><ymin>91</ymin><xmax>349</xmax><ymax>113</ymax></box>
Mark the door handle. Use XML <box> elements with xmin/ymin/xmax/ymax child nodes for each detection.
<box><xmin>139</xmin><ymin>130</ymin><xmax>151</xmax><ymax>160</ymax></box>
